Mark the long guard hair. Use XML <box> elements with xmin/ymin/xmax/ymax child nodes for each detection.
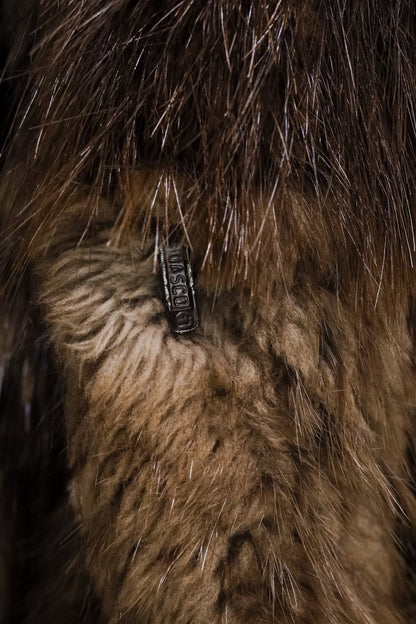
<box><xmin>1</xmin><ymin>2</ymin><xmax>416</xmax><ymax>623</ymax></box>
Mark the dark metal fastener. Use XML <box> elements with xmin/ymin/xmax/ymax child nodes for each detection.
<box><xmin>160</xmin><ymin>242</ymin><xmax>199</xmax><ymax>334</ymax></box>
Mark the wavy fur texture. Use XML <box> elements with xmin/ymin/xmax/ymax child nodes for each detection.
<box><xmin>1</xmin><ymin>1</ymin><xmax>416</xmax><ymax>623</ymax></box>
<box><xmin>33</xmin><ymin>209</ymin><xmax>416</xmax><ymax>623</ymax></box>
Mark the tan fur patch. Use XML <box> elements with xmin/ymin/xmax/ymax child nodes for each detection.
<box><xmin>34</xmin><ymin>202</ymin><xmax>416</xmax><ymax>622</ymax></box>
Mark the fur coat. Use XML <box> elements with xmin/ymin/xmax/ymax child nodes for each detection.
<box><xmin>1</xmin><ymin>2</ymin><xmax>416</xmax><ymax>623</ymax></box>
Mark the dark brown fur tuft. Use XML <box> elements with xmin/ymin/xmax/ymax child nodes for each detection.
<box><xmin>2</xmin><ymin>0</ymin><xmax>416</xmax><ymax>293</ymax></box>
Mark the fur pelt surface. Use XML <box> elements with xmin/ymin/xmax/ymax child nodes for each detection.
<box><xmin>1</xmin><ymin>1</ymin><xmax>416</xmax><ymax>623</ymax></box>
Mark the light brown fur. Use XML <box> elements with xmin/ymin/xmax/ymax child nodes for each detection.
<box><xmin>31</xmin><ymin>177</ymin><xmax>416</xmax><ymax>622</ymax></box>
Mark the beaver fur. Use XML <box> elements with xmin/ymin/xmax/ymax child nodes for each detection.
<box><xmin>1</xmin><ymin>1</ymin><xmax>416</xmax><ymax>622</ymax></box>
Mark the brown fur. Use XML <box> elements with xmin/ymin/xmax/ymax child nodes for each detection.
<box><xmin>33</xmin><ymin>201</ymin><xmax>416</xmax><ymax>622</ymax></box>
<box><xmin>1</xmin><ymin>1</ymin><xmax>416</xmax><ymax>622</ymax></box>
<box><xmin>2</xmin><ymin>0</ymin><xmax>416</xmax><ymax>291</ymax></box>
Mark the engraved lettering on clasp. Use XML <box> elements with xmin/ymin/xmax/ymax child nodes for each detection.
<box><xmin>160</xmin><ymin>241</ymin><xmax>199</xmax><ymax>334</ymax></box>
